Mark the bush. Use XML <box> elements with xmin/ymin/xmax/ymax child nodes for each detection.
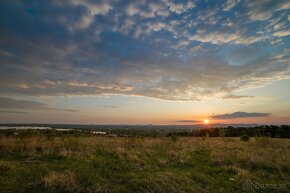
<box><xmin>4</xmin><ymin>129</ymin><xmax>14</xmax><ymax>137</ymax></box>
<box><xmin>240</xmin><ymin>134</ymin><xmax>250</xmax><ymax>142</ymax></box>
<box><xmin>170</xmin><ymin>134</ymin><xmax>178</xmax><ymax>142</ymax></box>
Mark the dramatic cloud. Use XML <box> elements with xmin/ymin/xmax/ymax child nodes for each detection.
<box><xmin>0</xmin><ymin>0</ymin><xmax>289</xmax><ymax>101</ymax></box>
<box><xmin>210</xmin><ymin>112</ymin><xmax>271</xmax><ymax>119</ymax></box>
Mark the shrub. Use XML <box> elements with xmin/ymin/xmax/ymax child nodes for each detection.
<box><xmin>170</xmin><ymin>134</ymin><xmax>178</xmax><ymax>142</ymax></box>
<box><xmin>240</xmin><ymin>134</ymin><xmax>250</xmax><ymax>142</ymax></box>
<box><xmin>5</xmin><ymin>129</ymin><xmax>14</xmax><ymax>137</ymax></box>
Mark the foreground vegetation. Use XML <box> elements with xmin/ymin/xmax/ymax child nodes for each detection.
<box><xmin>0</xmin><ymin>134</ymin><xmax>289</xmax><ymax>193</ymax></box>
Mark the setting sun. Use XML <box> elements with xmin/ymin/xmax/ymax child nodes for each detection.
<box><xmin>204</xmin><ymin>119</ymin><xmax>209</xmax><ymax>124</ymax></box>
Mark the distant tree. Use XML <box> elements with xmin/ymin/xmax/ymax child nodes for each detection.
<box><xmin>240</xmin><ymin>134</ymin><xmax>250</xmax><ymax>142</ymax></box>
<box><xmin>276</xmin><ymin>128</ymin><xmax>286</xmax><ymax>138</ymax></box>
<box><xmin>5</xmin><ymin>129</ymin><xmax>14</xmax><ymax>137</ymax></box>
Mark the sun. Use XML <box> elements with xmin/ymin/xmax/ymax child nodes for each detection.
<box><xmin>204</xmin><ymin>119</ymin><xmax>209</xmax><ymax>124</ymax></box>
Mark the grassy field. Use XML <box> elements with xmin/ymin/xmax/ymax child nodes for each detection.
<box><xmin>0</xmin><ymin>135</ymin><xmax>289</xmax><ymax>193</ymax></box>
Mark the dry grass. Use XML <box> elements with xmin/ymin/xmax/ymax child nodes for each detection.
<box><xmin>0</xmin><ymin>136</ymin><xmax>289</xmax><ymax>192</ymax></box>
<box><xmin>43</xmin><ymin>171</ymin><xmax>77</xmax><ymax>191</ymax></box>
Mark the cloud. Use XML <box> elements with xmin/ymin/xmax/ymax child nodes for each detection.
<box><xmin>176</xmin><ymin>120</ymin><xmax>200</xmax><ymax>123</ymax></box>
<box><xmin>0</xmin><ymin>97</ymin><xmax>77</xmax><ymax>112</ymax></box>
<box><xmin>189</xmin><ymin>33</ymin><xmax>267</xmax><ymax>45</ymax></box>
<box><xmin>189</xmin><ymin>45</ymin><xmax>202</xmax><ymax>52</ymax></box>
<box><xmin>128</xmin><ymin>1</ymin><xmax>170</xmax><ymax>19</ymax></box>
<box><xmin>192</xmin><ymin>8</ymin><xmax>221</xmax><ymax>25</ymax></box>
<box><xmin>60</xmin><ymin>109</ymin><xmax>79</xmax><ymax>112</ymax></box>
<box><xmin>62</xmin><ymin>0</ymin><xmax>113</xmax><ymax>30</ymax></box>
<box><xmin>0</xmin><ymin>49</ymin><xmax>289</xmax><ymax>101</ymax></box>
<box><xmin>246</xmin><ymin>0</ymin><xmax>290</xmax><ymax>21</ymax></box>
<box><xmin>223</xmin><ymin>0</ymin><xmax>241</xmax><ymax>11</ymax></box>
<box><xmin>189</xmin><ymin>32</ymin><xmax>240</xmax><ymax>44</ymax></box>
<box><xmin>126</xmin><ymin>3</ymin><xmax>140</xmax><ymax>16</ymax></box>
<box><xmin>145</xmin><ymin>22</ymin><xmax>166</xmax><ymax>33</ymax></box>
<box><xmin>273</xmin><ymin>29</ymin><xmax>290</xmax><ymax>37</ymax></box>
<box><xmin>0</xmin><ymin>97</ymin><xmax>46</xmax><ymax>109</ymax></box>
<box><xmin>71</xmin><ymin>0</ymin><xmax>112</xmax><ymax>15</ymax></box>
<box><xmin>276</xmin><ymin>1</ymin><xmax>290</xmax><ymax>11</ymax></box>
<box><xmin>0</xmin><ymin>110</ymin><xmax>27</xmax><ymax>114</ymax></box>
<box><xmin>234</xmin><ymin>35</ymin><xmax>266</xmax><ymax>45</ymax></box>
<box><xmin>172</xmin><ymin>40</ymin><xmax>190</xmax><ymax>49</ymax></box>
<box><xmin>247</xmin><ymin>0</ymin><xmax>273</xmax><ymax>21</ymax></box>
<box><xmin>222</xmin><ymin>95</ymin><xmax>255</xmax><ymax>99</ymax></box>
<box><xmin>166</xmin><ymin>1</ymin><xmax>195</xmax><ymax>14</ymax></box>
<box><xmin>0</xmin><ymin>0</ymin><xmax>289</xmax><ymax>102</ymax></box>
<box><xmin>210</xmin><ymin>111</ymin><xmax>270</xmax><ymax>119</ymax></box>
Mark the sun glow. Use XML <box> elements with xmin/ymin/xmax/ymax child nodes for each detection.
<box><xmin>204</xmin><ymin>119</ymin><xmax>209</xmax><ymax>124</ymax></box>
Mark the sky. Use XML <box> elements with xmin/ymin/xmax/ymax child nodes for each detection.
<box><xmin>0</xmin><ymin>0</ymin><xmax>290</xmax><ymax>125</ymax></box>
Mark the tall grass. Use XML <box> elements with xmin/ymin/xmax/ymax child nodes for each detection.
<box><xmin>0</xmin><ymin>136</ymin><xmax>289</xmax><ymax>193</ymax></box>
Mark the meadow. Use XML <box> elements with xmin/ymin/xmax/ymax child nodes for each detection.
<box><xmin>0</xmin><ymin>134</ymin><xmax>289</xmax><ymax>193</ymax></box>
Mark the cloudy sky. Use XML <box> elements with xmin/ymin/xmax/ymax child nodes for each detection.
<box><xmin>0</xmin><ymin>0</ymin><xmax>289</xmax><ymax>124</ymax></box>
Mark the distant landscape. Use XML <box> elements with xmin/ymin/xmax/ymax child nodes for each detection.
<box><xmin>1</xmin><ymin>124</ymin><xmax>290</xmax><ymax>137</ymax></box>
<box><xmin>0</xmin><ymin>125</ymin><xmax>290</xmax><ymax>192</ymax></box>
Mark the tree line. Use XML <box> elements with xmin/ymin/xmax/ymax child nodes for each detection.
<box><xmin>167</xmin><ymin>125</ymin><xmax>290</xmax><ymax>138</ymax></box>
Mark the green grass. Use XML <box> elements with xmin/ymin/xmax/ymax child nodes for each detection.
<box><xmin>0</xmin><ymin>136</ymin><xmax>289</xmax><ymax>193</ymax></box>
